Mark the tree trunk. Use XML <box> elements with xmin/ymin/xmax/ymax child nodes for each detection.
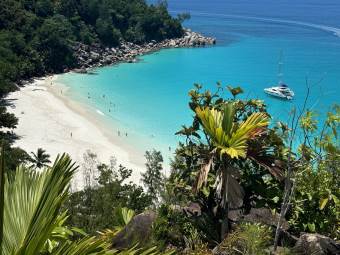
<box><xmin>220</xmin><ymin>167</ymin><xmax>229</xmax><ymax>241</ymax></box>
<box><xmin>220</xmin><ymin>203</ymin><xmax>229</xmax><ymax>241</ymax></box>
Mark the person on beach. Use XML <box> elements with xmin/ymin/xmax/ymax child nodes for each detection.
<box><xmin>125</xmin><ymin>132</ymin><xmax>128</xmax><ymax>137</ymax></box>
<box><xmin>70</xmin><ymin>132</ymin><xmax>72</xmax><ymax>138</ymax></box>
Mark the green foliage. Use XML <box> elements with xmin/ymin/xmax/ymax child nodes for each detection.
<box><xmin>142</xmin><ymin>149</ymin><xmax>165</xmax><ymax>205</ymax></box>
<box><xmin>1</xmin><ymin>153</ymin><xmax>110</xmax><ymax>254</ymax></box>
<box><xmin>29</xmin><ymin>148</ymin><xmax>51</xmax><ymax>168</ymax></box>
<box><xmin>95</xmin><ymin>17</ymin><xmax>121</xmax><ymax>46</ymax></box>
<box><xmin>288</xmin><ymin>105</ymin><xmax>340</xmax><ymax>238</ymax></box>
<box><xmin>152</xmin><ymin>205</ymin><xmax>208</xmax><ymax>250</ymax></box>
<box><xmin>290</xmin><ymin>162</ymin><xmax>339</xmax><ymax>238</ymax></box>
<box><xmin>36</xmin><ymin>14</ymin><xmax>76</xmax><ymax>72</ymax></box>
<box><xmin>177</xmin><ymin>13</ymin><xmax>191</xmax><ymax>23</ymax></box>
<box><xmin>0</xmin><ymin>106</ymin><xmax>18</xmax><ymax>129</ymax></box>
<box><xmin>168</xmin><ymin>84</ymin><xmax>285</xmax><ymax>242</ymax></box>
<box><xmin>65</xmin><ymin>153</ymin><xmax>152</xmax><ymax>234</ymax></box>
<box><xmin>114</xmin><ymin>207</ymin><xmax>135</xmax><ymax>231</ymax></box>
<box><xmin>195</xmin><ymin>102</ymin><xmax>269</xmax><ymax>159</ymax></box>
<box><xmin>0</xmin><ymin>0</ymin><xmax>185</xmax><ymax>170</ymax></box>
<box><xmin>219</xmin><ymin>222</ymin><xmax>272</xmax><ymax>255</ymax></box>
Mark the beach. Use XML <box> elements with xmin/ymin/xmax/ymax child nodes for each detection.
<box><xmin>6</xmin><ymin>76</ymin><xmax>146</xmax><ymax>189</ymax></box>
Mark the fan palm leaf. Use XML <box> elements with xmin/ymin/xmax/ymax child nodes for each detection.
<box><xmin>194</xmin><ymin>103</ymin><xmax>269</xmax><ymax>207</ymax></box>
<box><xmin>2</xmin><ymin>154</ymin><xmax>111</xmax><ymax>254</ymax></box>
<box><xmin>196</xmin><ymin>103</ymin><xmax>269</xmax><ymax>159</ymax></box>
<box><xmin>52</xmin><ymin>236</ymin><xmax>110</xmax><ymax>255</ymax></box>
<box><xmin>2</xmin><ymin>154</ymin><xmax>76</xmax><ymax>254</ymax></box>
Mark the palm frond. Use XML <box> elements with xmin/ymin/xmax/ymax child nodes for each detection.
<box><xmin>196</xmin><ymin>104</ymin><xmax>269</xmax><ymax>159</ymax></box>
<box><xmin>0</xmin><ymin>146</ymin><xmax>5</xmax><ymax>251</ymax></box>
<box><xmin>2</xmin><ymin>154</ymin><xmax>78</xmax><ymax>255</ymax></box>
<box><xmin>193</xmin><ymin>157</ymin><xmax>213</xmax><ymax>193</ymax></box>
<box><xmin>112</xmin><ymin>245</ymin><xmax>175</xmax><ymax>255</ymax></box>
<box><xmin>52</xmin><ymin>236</ymin><xmax>110</xmax><ymax>255</ymax></box>
<box><xmin>215</xmin><ymin>167</ymin><xmax>244</xmax><ymax>209</ymax></box>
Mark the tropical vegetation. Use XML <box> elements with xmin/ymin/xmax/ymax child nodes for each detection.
<box><xmin>0</xmin><ymin>1</ymin><xmax>339</xmax><ymax>254</ymax></box>
<box><xmin>0</xmin><ymin>83</ymin><xmax>339</xmax><ymax>254</ymax></box>
<box><xmin>0</xmin><ymin>152</ymin><xmax>175</xmax><ymax>254</ymax></box>
<box><xmin>0</xmin><ymin>0</ymin><xmax>187</xmax><ymax>172</ymax></box>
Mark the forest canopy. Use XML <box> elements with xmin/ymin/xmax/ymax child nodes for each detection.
<box><xmin>0</xmin><ymin>0</ymin><xmax>184</xmax><ymax>169</ymax></box>
<box><xmin>0</xmin><ymin>0</ymin><xmax>183</xmax><ymax>82</ymax></box>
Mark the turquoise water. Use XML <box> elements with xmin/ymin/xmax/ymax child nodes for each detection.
<box><xmin>57</xmin><ymin>1</ymin><xmax>340</xmax><ymax>156</ymax></box>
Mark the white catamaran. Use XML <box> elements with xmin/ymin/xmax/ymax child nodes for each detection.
<box><xmin>264</xmin><ymin>52</ymin><xmax>295</xmax><ymax>100</ymax></box>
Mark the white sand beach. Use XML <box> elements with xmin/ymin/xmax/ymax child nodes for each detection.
<box><xmin>6</xmin><ymin>76</ymin><xmax>146</xmax><ymax>189</ymax></box>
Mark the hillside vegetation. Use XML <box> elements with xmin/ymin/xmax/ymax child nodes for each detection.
<box><xmin>0</xmin><ymin>0</ymin><xmax>185</xmax><ymax>170</ymax></box>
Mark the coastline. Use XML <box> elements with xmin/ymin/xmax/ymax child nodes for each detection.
<box><xmin>6</xmin><ymin>30</ymin><xmax>216</xmax><ymax>189</ymax></box>
<box><xmin>7</xmin><ymin>76</ymin><xmax>146</xmax><ymax>190</ymax></box>
<box><xmin>70</xmin><ymin>29</ymin><xmax>216</xmax><ymax>73</ymax></box>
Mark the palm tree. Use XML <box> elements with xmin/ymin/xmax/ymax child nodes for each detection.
<box><xmin>30</xmin><ymin>148</ymin><xmax>51</xmax><ymax>168</ymax></box>
<box><xmin>1</xmin><ymin>153</ymin><xmax>110</xmax><ymax>254</ymax></box>
<box><xmin>0</xmin><ymin>151</ymin><xmax>174</xmax><ymax>255</ymax></box>
<box><xmin>194</xmin><ymin>102</ymin><xmax>270</xmax><ymax>239</ymax></box>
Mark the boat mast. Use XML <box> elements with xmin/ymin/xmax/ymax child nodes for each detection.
<box><xmin>278</xmin><ymin>50</ymin><xmax>284</xmax><ymax>85</ymax></box>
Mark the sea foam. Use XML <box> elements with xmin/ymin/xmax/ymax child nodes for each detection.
<box><xmin>96</xmin><ymin>109</ymin><xmax>105</xmax><ymax>116</ymax></box>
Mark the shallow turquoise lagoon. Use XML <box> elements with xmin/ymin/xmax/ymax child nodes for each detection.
<box><xmin>57</xmin><ymin>8</ymin><xmax>340</xmax><ymax>157</ymax></box>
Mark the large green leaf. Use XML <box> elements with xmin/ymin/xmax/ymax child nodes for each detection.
<box><xmin>52</xmin><ymin>236</ymin><xmax>109</xmax><ymax>255</ymax></box>
<box><xmin>2</xmin><ymin>154</ymin><xmax>83</xmax><ymax>255</ymax></box>
<box><xmin>196</xmin><ymin>103</ymin><xmax>269</xmax><ymax>159</ymax></box>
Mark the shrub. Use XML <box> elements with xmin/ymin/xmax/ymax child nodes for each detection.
<box><xmin>219</xmin><ymin>222</ymin><xmax>272</xmax><ymax>255</ymax></box>
<box><xmin>152</xmin><ymin>205</ymin><xmax>206</xmax><ymax>250</ymax></box>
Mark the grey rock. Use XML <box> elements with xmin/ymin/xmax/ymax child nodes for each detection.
<box><xmin>294</xmin><ymin>233</ymin><xmax>340</xmax><ymax>255</ymax></box>
<box><xmin>71</xmin><ymin>29</ymin><xmax>216</xmax><ymax>73</ymax></box>
<box><xmin>111</xmin><ymin>210</ymin><xmax>156</xmax><ymax>250</ymax></box>
<box><xmin>244</xmin><ymin>207</ymin><xmax>289</xmax><ymax>230</ymax></box>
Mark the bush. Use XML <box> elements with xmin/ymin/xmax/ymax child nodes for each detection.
<box><xmin>152</xmin><ymin>205</ymin><xmax>206</xmax><ymax>250</ymax></box>
<box><xmin>218</xmin><ymin>222</ymin><xmax>272</xmax><ymax>255</ymax></box>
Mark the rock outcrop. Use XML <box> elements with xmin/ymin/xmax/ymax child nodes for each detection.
<box><xmin>71</xmin><ymin>29</ymin><xmax>216</xmax><ymax>73</ymax></box>
<box><xmin>111</xmin><ymin>210</ymin><xmax>156</xmax><ymax>250</ymax></box>
<box><xmin>243</xmin><ymin>207</ymin><xmax>289</xmax><ymax>230</ymax></box>
<box><xmin>294</xmin><ymin>233</ymin><xmax>340</xmax><ymax>255</ymax></box>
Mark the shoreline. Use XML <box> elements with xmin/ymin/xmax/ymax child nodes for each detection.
<box><xmin>7</xmin><ymin>76</ymin><xmax>147</xmax><ymax>190</ymax></box>
<box><xmin>50</xmin><ymin>76</ymin><xmax>146</xmax><ymax>167</ymax></box>
<box><xmin>6</xmin><ymin>30</ymin><xmax>216</xmax><ymax>189</ymax></box>
<box><xmin>70</xmin><ymin>29</ymin><xmax>216</xmax><ymax>73</ymax></box>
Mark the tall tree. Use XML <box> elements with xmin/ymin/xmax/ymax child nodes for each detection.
<box><xmin>142</xmin><ymin>149</ymin><xmax>165</xmax><ymax>206</ymax></box>
<box><xmin>65</xmin><ymin>152</ymin><xmax>152</xmax><ymax>234</ymax></box>
<box><xmin>194</xmin><ymin>102</ymin><xmax>269</xmax><ymax>238</ymax></box>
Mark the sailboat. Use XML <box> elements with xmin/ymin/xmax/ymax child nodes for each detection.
<box><xmin>264</xmin><ymin>51</ymin><xmax>295</xmax><ymax>100</ymax></box>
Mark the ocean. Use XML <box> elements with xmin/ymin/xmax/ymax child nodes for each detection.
<box><xmin>56</xmin><ymin>0</ymin><xmax>340</xmax><ymax>158</ymax></box>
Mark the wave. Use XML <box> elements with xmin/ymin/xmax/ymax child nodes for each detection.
<box><xmin>174</xmin><ymin>11</ymin><xmax>340</xmax><ymax>38</ymax></box>
<box><xmin>96</xmin><ymin>109</ymin><xmax>105</xmax><ymax>116</ymax></box>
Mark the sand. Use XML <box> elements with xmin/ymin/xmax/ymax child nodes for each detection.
<box><xmin>6</xmin><ymin>76</ymin><xmax>146</xmax><ymax>190</ymax></box>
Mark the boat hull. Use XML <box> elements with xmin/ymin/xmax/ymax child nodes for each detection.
<box><xmin>264</xmin><ymin>89</ymin><xmax>293</xmax><ymax>100</ymax></box>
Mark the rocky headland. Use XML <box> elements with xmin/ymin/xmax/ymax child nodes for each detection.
<box><xmin>71</xmin><ymin>29</ymin><xmax>216</xmax><ymax>73</ymax></box>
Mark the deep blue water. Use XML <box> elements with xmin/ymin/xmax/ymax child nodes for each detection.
<box><xmin>57</xmin><ymin>0</ymin><xmax>340</xmax><ymax>157</ymax></box>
